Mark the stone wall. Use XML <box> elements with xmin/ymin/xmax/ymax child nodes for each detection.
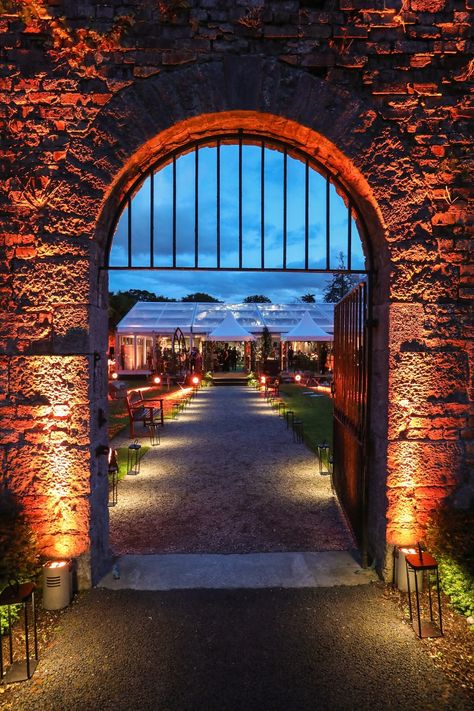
<box><xmin>0</xmin><ymin>0</ymin><xmax>471</xmax><ymax>585</ymax></box>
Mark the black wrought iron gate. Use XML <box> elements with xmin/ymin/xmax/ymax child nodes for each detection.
<box><xmin>333</xmin><ymin>281</ymin><xmax>370</xmax><ymax>565</ymax></box>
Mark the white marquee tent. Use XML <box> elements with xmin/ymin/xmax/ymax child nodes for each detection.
<box><xmin>207</xmin><ymin>312</ymin><xmax>256</xmax><ymax>341</ymax></box>
<box><xmin>281</xmin><ymin>311</ymin><xmax>333</xmax><ymax>342</ymax></box>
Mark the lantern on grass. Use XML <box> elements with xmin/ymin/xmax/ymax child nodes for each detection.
<box><xmin>295</xmin><ymin>373</ymin><xmax>302</xmax><ymax>383</ymax></box>
<box><xmin>153</xmin><ymin>375</ymin><xmax>161</xmax><ymax>385</ymax></box>
<box><xmin>127</xmin><ymin>440</ymin><xmax>142</xmax><ymax>476</ymax></box>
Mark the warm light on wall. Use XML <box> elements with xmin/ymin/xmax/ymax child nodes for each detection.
<box><xmin>8</xmin><ymin>355</ymin><xmax>91</xmax><ymax>561</ymax></box>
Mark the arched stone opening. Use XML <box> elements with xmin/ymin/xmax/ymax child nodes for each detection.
<box><xmin>4</xmin><ymin>58</ymin><xmax>467</xmax><ymax>589</ymax></box>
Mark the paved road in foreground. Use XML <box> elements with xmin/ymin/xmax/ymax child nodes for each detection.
<box><xmin>3</xmin><ymin>586</ymin><xmax>470</xmax><ymax>711</ymax></box>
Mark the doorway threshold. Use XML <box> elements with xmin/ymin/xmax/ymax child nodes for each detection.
<box><xmin>98</xmin><ymin>551</ymin><xmax>377</xmax><ymax>591</ymax></box>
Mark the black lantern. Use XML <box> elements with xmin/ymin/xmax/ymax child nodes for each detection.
<box><xmin>148</xmin><ymin>423</ymin><xmax>160</xmax><ymax>447</ymax></box>
<box><xmin>0</xmin><ymin>582</ymin><xmax>38</xmax><ymax>683</ymax></box>
<box><xmin>127</xmin><ymin>440</ymin><xmax>142</xmax><ymax>476</ymax></box>
<box><xmin>317</xmin><ymin>441</ymin><xmax>330</xmax><ymax>474</ymax></box>
<box><xmin>405</xmin><ymin>546</ymin><xmax>443</xmax><ymax>638</ymax></box>
<box><xmin>108</xmin><ymin>447</ymin><xmax>119</xmax><ymax>506</ymax></box>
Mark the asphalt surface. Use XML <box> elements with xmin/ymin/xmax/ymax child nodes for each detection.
<box><xmin>3</xmin><ymin>585</ymin><xmax>472</xmax><ymax>711</ymax></box>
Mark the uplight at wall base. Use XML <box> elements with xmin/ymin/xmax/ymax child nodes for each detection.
<box><xmin>42</xmin><ymin>561</ymin><xmax>72</xmax><ymax>610</ymax></box>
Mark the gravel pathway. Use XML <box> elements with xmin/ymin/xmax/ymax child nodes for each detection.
<box><xmin>109</xmin><ymin>386</ymin><xmax>354</xmax><ymax>555</ymax></box>
<box><xmin>3</xmin><ymin>585</ymin><xmax>471</xmax><ymax>711</ymax></box>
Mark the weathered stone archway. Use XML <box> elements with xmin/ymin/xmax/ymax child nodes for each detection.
<box><xmin>2</xmin><ymin>51</ymin><xmax>470</xmax><ymax>587</ymax></box>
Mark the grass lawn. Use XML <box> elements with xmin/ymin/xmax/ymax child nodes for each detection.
<box><xmin>108</xmin><ymin>379</ymin><xmax>170</xmax><ymax>439</ymax></box>
<box><xmin>278</xmin><ymin>383</ymin><xmax>333</xmax><ymax>451</ymax></box>
<box><xmin>115</xmin><ymin>446</ymin><xmax>150</xmax><ymax>480</ymax></box>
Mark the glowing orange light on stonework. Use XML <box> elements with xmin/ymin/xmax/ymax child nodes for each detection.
<box><xmin>153</xmin><ymin>375</ymin><xmax>161</xmax><ymax>385</ymax></box>
<box><xmin>295</xmin><ymin>374</ymin><xmax>302</xmax><ymax>383</ymax></box>
<box><xmin>260</xmin><ymin>376</ymin><xmax>266</xmax><ymax>384</ymax></box>
<box><xmin>111</xmin><ymin>372</ymin><xmax>118</xmax><ymax>380</ymax></box>
<box><xmin>386</xmin><ymin>337</ymin><xmax>453</xmax><ymax>547</ymax></box>
<box><xmin>192</xmin><ymin>376</ymin><xmax>200</xmax><ymax>386</ymax></box>
<box><xmin>16</xmin><ymin>356</ymin><xmax>91</xmax><ymax>561</ymax></box>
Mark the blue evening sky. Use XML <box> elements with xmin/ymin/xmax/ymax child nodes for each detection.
<box><xmin>109</xmin><ymin>144</ymin><xmax>366</xmax><ymax>302</ymax></box>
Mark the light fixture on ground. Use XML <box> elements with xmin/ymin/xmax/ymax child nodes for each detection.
<box><xmin>42</xmin><ymin>560</ymin><xmax>72</xmax><ymax>611</ymax></box>
<box><xmin>108</xmin><ymin>447</ymin><xmax>119</xmax><ymax>506</ymax></box>
<box><xmin>0</xmin><ymin>581</ymin><xmax>38</xmax><ymax>683</ymax></box>
<box><xmin>394</xmin><ymin>546</ymin><xmax>419</xmax><ymax>592</ymax></box>
<box><xmin>127</xmin><ymin>440</ymin><xmax>142</xmax><ymax>475</ymax></box>
<box><xmin>317</xmin><ymin>441</ymin><xmax>330</xmax><ymax>474</ymax></box>
<box><xmin>405</xmin><ymin>546</ymin><xmax>443</xmax><ymax>638</ymax></box>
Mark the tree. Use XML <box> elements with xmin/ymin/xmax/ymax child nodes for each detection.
<box><xmin>323</xmin><ymin>252</ymin><xmax>359</xmax><ymax>303</ymax></box>
<box><xmin>108</xmin><ymin>290</ymin><xmax>175</xmax><ymax>328</ymax></box>
<box><xmin>301</xmin><ymin>293</ymin><xmax>316</xmax><ymax>303</ymax></box>
<box><xmin>181</xmin><ymin>292</ymin><xmax>220</xmax><ymax>302</ymax></box>
<box><xmin>260</xmin><ymin>325</ymin><xmax>273</xmax><ymax>361</ymax></box>
<box><xmin>243</xmin><ymin>295</ymin><xmax>271</xmax><ymax>303</ymax></box>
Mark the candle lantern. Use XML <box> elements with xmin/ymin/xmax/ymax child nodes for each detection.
<box><xmin>0</xmin><ymin>582</ymin><xmax>38</xmax><ymax>683</ymax></box>
<box><xmin>108</xmin><ymin>447</ymin><xmax>119</xmax><ymax>506</ymax></box>
<box><xmin>127</xmin><ymin>440</ymin><xmax>142</xmax><ymax>476</ymax></box>
<box><xmin>317</xmin><ymin>441</ymin><xmax>330</xmax><ymax>474</ymax></box>
<box><xmin>405</xmin><ymin>547</ymin><xmax>443</xmax><ymax>638</ymax></box>
<box><xmin>148</xmin><ymin>423</ymin><xmax>160</xmax><ymax>446</ymax></box>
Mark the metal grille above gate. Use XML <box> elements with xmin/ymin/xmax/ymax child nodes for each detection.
<box><xmin>332</xmin><ymin>280</ymin><xmax>370</xmax><ymax>564</ymax></box>
<box><xmin>105</xmin><ymin>134</ymin><xmax>368</xmax><ymax>275</ymax></box>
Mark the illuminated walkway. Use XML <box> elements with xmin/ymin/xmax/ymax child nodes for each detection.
<box><xmin>109</xmin><ymin>385</ymin><xmax>354</xmax><ymax>556</ymax></box>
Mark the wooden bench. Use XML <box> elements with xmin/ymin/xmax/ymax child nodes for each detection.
<box><xmin>125</xmin><ymin>390</ymin><xmax>164</xmax><ymax>438</ymax></box>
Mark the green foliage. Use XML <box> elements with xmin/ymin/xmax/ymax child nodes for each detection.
<box><xmin>243</xmin><ymin>295</ymin><xmax>271</xmax><ymax>303</ymax></box>
<box><xmin>424</xmin><ymin>507</ymin><xmax>474</xmax><ymax>624</ymax></box>
<box><xmin>323</xmin><ymin>252</ymin><xmax>359</xmax><ymax>303</ymax></box>
<box><xmin>0</xmin><ymin>487</ymin><xmax>39</xmax><ymax>588</ymax></box>
<box><xmin>279</xmin><ymin>384</ymin><xmax>333</xmax><ymax>449</ymax></box>
<box><xmin>0</xmin><ymin>487</ymin><xmax>39</xmax><ymax>634</ymax></box>
<box><xmin>260</xmin><ymin>326</ymin><xmax>273</xmax><ymax>361</ymax></box>
<box><xmin>114</xmin><ymin>446</ymin><xmax>150</xmax><ymax>480</ymax></box>
<box><xmin>109</xmin><ymin>291</ymin><xmax>175</xmax><ymax>328</ymax></box>
<box><xmin>181</xmin><ymin>293</ymin><xmax>220</xmax><ymax>302</ymax></box>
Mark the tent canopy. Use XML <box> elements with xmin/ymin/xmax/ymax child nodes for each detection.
<box><xmin>281</xmin><ymin>311</ymin><xmax>333</xmax><ymax>342</ymax></box>
<box><xmin>207</xmin><ymin>312</ymin><xmax>256</xmax><ymax>342</ymax></box>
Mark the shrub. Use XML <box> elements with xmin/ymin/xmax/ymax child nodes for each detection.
<box><xmin>0</xmin><ymin>486</ymin><xmax>40</xmax><ymax>634</ymax></box>
<box><xmin>424</xmin><ymin>507</ymin><xmax>474</xmax><ymax>626</ymax></box>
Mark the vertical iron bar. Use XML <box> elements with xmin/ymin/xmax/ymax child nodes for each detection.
<box><xmin>347</xmin><ymin>201</ymin><xmax>352</xmax><ymax>271</ymax></box>
<box><xmin>195</xmin><ymin>147</ymin><xmax>199</xmax><ymax>268</ymax></box>
<box><xmin>24</xmin><ymin>601</ymin><xmax>30</xmax><ymax>679</ymax></box>
<box><xmin>305</xmin><ymin>158</ymin><xmax>309</xmax><ymax>270</ymax></box>
<box><xmin>217</xmin><ymin>139</ymin><xmax>221</xmax><ymax>269</ymax></box>
<box><xmin>172</xmin><ymin>154</ymin><xmax>176</xmax><ymax>268</ymax></box>
<box><xmin>239</xmin><ymin>134</ymin><xmax>243</xmax><ymax>269</ymax></box>
<box><xmin>127</xmin><ymin>196</ymin><xmax>132</xmax><ymax>269</ymax></box>
<box><xmin>325</xmin><ymin>177</ymin><xmax>330</xmax><ymax>270</ymax></box>
<box><xmin>283</xmin><ymin>147</ymin><xmax>287</xmax><ymax>270</ymax></box>
<box><xmin>150</xmin><ymin>171</ymin><xmax>154</xmax><ymax>268</ymax></box>
<box><xmin>261</xmin><ymin>141</ymin><xmax>265</xmax><ymax>269</ymax></box>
